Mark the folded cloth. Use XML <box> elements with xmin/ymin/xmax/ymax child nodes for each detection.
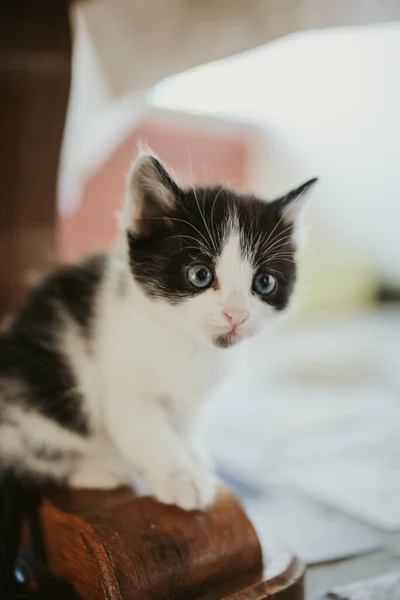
<box><xmin>75</xmin><ymin>0</ymin><xmax>400</xmax><ymax>99</ymax></box>
<box><xmin>319</xmin><ymin>570</ymin><xmax>400</xmax><ymax>600</ymax></box>
<box><xmin>62</xmin><ymin>0</ymin><xmax>400</xmax><ymax>210</ymax></box>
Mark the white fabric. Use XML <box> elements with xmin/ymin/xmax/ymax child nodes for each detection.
<box><xmin>77</xmin><ymin>0</ymin><xmax>400</xmax><ymax>99</ymax></box>
<box><xmin>204</xmin><ymin>309</ymin><xmax>400</xmax><ymax>533</ymax></box>
<box><xmin>60</xmin><ymin>0</ymin><xmax>400</xmax><ymax>214</ymax></box>
<box><xmin>320</xmin><ymin>570</ymin><xmax>400</xmax><ymax>600</ymax></box>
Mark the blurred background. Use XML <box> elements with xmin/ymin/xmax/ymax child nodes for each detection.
<box><xmin>5</xmin><ymin>1</ymin><xmax>400</xmax><ymax>597</ymax></box>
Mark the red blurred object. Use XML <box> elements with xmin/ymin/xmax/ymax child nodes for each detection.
<box><xmin>58</xmin><ymin>112</ymin><xmax>253</xmax><ymax>261</ymax></box>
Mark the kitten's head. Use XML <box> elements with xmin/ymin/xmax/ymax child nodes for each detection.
<box><xmin>125</xmin><ymin>153</ymin><xmax>317</xmax><ymax>348</ymax></box>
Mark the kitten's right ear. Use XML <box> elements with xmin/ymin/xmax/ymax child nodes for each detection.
<box><xmin>273</xmin><ymin>178</ymin><xmax>318</xmax><ymax>225</ymax></box>
<box><xmin>126</xmin><ymin>153</ymin><xmax>181</xmax><ymax>235</ymax></box>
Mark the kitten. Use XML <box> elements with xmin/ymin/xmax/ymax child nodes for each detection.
<box><xmin>0</xmin><ymin>152</ymin><xmax>316</xmax><ymax>596</ymax></box>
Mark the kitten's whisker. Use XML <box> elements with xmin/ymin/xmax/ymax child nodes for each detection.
<box><xmin>187</xmin><ymin>150</ymin><xmax>218</xmax><ymax>254</ymax></box>
<box><xmin>266</xmin><ymin>250</ymin><xmax>296</xmax><ymax>259</ymax></box>
<box><xmin>200</xmin><ymin>187</ymin><xmax>218</xmax><ymax>253</ymax></box>
<box><xmin>258</xmin><ymin>236</ymin><xmax>293</xmax><ymax>263</ymax></box>
<box><xmin>262</xmin><ymin>187</ymin><xmax>307</xmax><ymax>251</ymax></box>
<box><xmin>258</xmin><ymin>226</ymin><xmax>291</xmax><ymax>250</ymax></box>
<box><xmin>170</xmin><ymin>245</ymin><xmax>212</xmax><ymax>257</ymax></box>
<box><xmin>260</xmin><ymin>232</ymin><xmax>293</xmax><ymax>256</ymax></box>
<box><xmin>267</xmin><ymin>256</ymin><xmax>296</xmax><ymax>265</ymax></box>
<box><xmin>210</xmin><ymin>183</ymin><xmax>229</xmax><ymax>246</ymax></box>
<box><xmin>142</xmin><ymin>216</ymin><xmax>212</xmax><ymax>250</ymax></box>
<box><xmin>164</xmin><ymin>234</ymin><xmax>208</xmax><ymax>248</ymax></box>
<box><xmin>265</xmin><ymin>248</ymin><xmax>296</xmax><ymax>257</ymax></box>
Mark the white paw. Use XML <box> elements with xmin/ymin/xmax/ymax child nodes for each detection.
<box><xmin>190</xmin><ymin>441</ymin><xmax>215</xmax><ymax>471</ymax></box>
<box><xmin>146</xmin><ymin>462</ymin><xmax>217</xmax><ymax>511</ymax></box>
<box><xmin>69</xmin><ymin>456</ymin><xmax>133</xmax><ymax>490</ymax></box>
<box><xmin>69</xmin><ymin>469</ymin><xmax>123</xmax><ymax>490</ymax></box>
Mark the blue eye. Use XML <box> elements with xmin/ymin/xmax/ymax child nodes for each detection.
<box><xmin>253</xmin><ymin>272</ymin><xmax>277</xmax><ymax>296</ymax></box>
<box><xmin>187</xmin><ymin>264</ymin><xmax>214</xmax><ymax>289</ymax></box>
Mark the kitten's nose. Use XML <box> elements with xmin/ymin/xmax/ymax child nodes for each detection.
<box><xmin>223</xmin><ymin>309</ymin><xmax>248</xmax><ymax>328</ymax></box>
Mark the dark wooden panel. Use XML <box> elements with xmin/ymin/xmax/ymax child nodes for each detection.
<box><xmin>0</xmin><ymin>0</ymin><xmax>71</xmax><ymax>317</ymax></box>
<box><xmin>37</xmin><ymin>486</ymin><xmax>304</xmax><ymax>600</ymax></box>
<box><xmin>40</xmin><ymin>486</ymin><xmax>263</xmax><ymax>599</ymax></box>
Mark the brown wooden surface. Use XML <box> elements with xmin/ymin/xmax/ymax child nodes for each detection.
<box><xmin>0</xmin><ymin>0</ymin><xmax>71</xmax><ymax>318</ymax></box>
<box><xmin>225</xmin><ymin>560</ymin><xmax>304</xmax><ymax>600</ymax></box>
<box><xmin>37</xmin><ymin>485</ymin><xmax>304</xmax><ymax>600</ymax></box>
<box><xmin>2</xmin><ymin>5</ymin><xmax>304</xmax><ymax>599</ymax></box>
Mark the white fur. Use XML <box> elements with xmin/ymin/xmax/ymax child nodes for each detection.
<box><xmin>0</xmin><ymin>404</ymin><xmax>87</xmax><ymax>478</ymax></box>
<box><xmin>92</xmin><ymin>260</ymin><xmax>220</xmax><ymax>509</ymax></box>
<box><xmin>32</xmin><ymin>219</ymin><xmax>279</xmax><ymax>508</ymax></box>
<box><xmin>66</xmin><ymin>220</ymin><xmax>280</xmax><ymax>508</ymax></box>
<box><xmin>0</xmin><ymin>154</ymin><xmax>311</xmax><ymax>511</ymax></box>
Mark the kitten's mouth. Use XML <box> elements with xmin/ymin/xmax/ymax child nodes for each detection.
<box><xmin>212</xmin><ymin>331</ymin><xmax>239</xmax><ymax>349</ymax></box>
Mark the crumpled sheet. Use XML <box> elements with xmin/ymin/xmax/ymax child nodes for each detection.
<box><xmin>319</xmin><ymin>570</ymin><xmax>400</xmax><ymax>600</ymax></box>
<box><xmin>60</xmin><ymin>0</ymin><xmax>400</xmax><ymax>214</ymax></box>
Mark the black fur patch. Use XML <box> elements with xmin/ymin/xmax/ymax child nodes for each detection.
<box><xmin>30</xmin><ymin>254</ymin><xmax>106</xmax><ymax>337</ymax></box>
<box><xmin>0</xmin><ymin>255</ymin><xmax>106</xmax><ymax>436</ymax></box>
<box><xmin>128</xmin><ymin>185</ymin><xmax>297</xmax><ymax>309</ymax></box>
<box><xmin>213</xmin><ymin>332</ymin><xmax>237</xmax><ymax>349</ymax></box>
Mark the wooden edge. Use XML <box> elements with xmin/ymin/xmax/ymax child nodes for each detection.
<box><xmin>223</xmin><ymin>555</ymin><xmax>305</xmax><ymax>599</ymax></box>
<box><xmin>39</xmin><ymin>486</ymin><xmax>265</xmax><ymax>599</ymax></box>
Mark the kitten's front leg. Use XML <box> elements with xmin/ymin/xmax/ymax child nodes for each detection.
<box><xmin>106</xmin><ymin>399</ymin><xmax>217</xmax><ymax>511</ymax></box>
<box><xmin>176</xmin><ymin>413</ymin><xmax>215</xmax><ymax>471</ymax></box>
<box><xmin>189</xmin><ymin>436</ymin><xmax>215</xmax><ymax>471</ymax></box>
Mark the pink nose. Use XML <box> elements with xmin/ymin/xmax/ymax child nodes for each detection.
<box><xmin>223</xmin><ymin>309</ymin><xmax>248</xmax><ymax>328</ymax></box>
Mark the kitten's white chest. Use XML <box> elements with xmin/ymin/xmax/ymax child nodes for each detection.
<box><xmin>133</xmin><ymin>331</ymin><xmax>218</xmax><ymax>408</ymax></box>
<box><xmin>98</xmin><ymin>297</ymin><xmax>220</xmax><ymax>411</ymax></box>
<box><xmin>157</xmin><ymin>342</ymin><xmax>217</xmax><ymax>408</ymax></box>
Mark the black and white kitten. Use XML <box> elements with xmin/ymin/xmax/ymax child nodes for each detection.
<box><xmin>0</xmin><ymin>152</ymin><xmax>316</xmax><ymax>594</ymax></box>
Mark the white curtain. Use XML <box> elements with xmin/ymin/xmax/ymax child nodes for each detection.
<box><xmin>59</xmin><ymin>0</ymin><xmax>400</xmax><ymax>215</ymax></box>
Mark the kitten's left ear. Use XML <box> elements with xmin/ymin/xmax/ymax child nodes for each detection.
<box><xmin>273</xmin><ymin>178</ymin><xmax>318</xmax><ymax>225</ymax></box>
<box><xmin>126</xmin><ymin>152</ymin><xmax>181</xmax><ymax>235</ymax></box>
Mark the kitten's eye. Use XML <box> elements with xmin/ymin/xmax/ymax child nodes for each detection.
<box><xmin>187</xmin><ymin>264</ymin><xmax>214</xmax><ymax>289</ymax></box>
<box><xmin>253</xmin><ymin>272</ymin><xmax>277</xmax><ymax>296</ymax></box>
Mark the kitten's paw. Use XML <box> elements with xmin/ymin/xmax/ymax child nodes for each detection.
<box><xmin>190</xmin><ymin>442</ymin><xmax>215</xmax><ymax>471</ymax></box>
<box><xmin>69</xmin><ymin>469</ymin><xmax>122</xmax><ymax>490</ymax></box>
<box><xmin>69</xmin><ymin>456</ymin><xmax>132</xmax><ymax>490</ymax></box>
<box><xmin>148</xmin><ymin>463</ymin><xmax>217</xmax><ymax>511</ymax></box>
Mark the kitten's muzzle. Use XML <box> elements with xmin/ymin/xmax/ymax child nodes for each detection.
<box><xmin>222</xmin><ymin>308</ymin><xmax>248</xmax><ymax>330</ymax></box>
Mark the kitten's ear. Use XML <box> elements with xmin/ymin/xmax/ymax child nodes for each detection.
<box><xmin>273</xmin><ymin>178</ymin><xmax>318</xmax><ymax>225</ymax></box>
<box><xmin>126</xmin><ymin>153</ymin><xmax>181</xmax><ymax>235</ymax></box>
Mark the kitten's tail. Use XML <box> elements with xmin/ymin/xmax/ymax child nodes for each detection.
<box><xmin>0</xmin><ymin>469</ymin><xmax>31</xmax><ymax>599</ymax></box>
